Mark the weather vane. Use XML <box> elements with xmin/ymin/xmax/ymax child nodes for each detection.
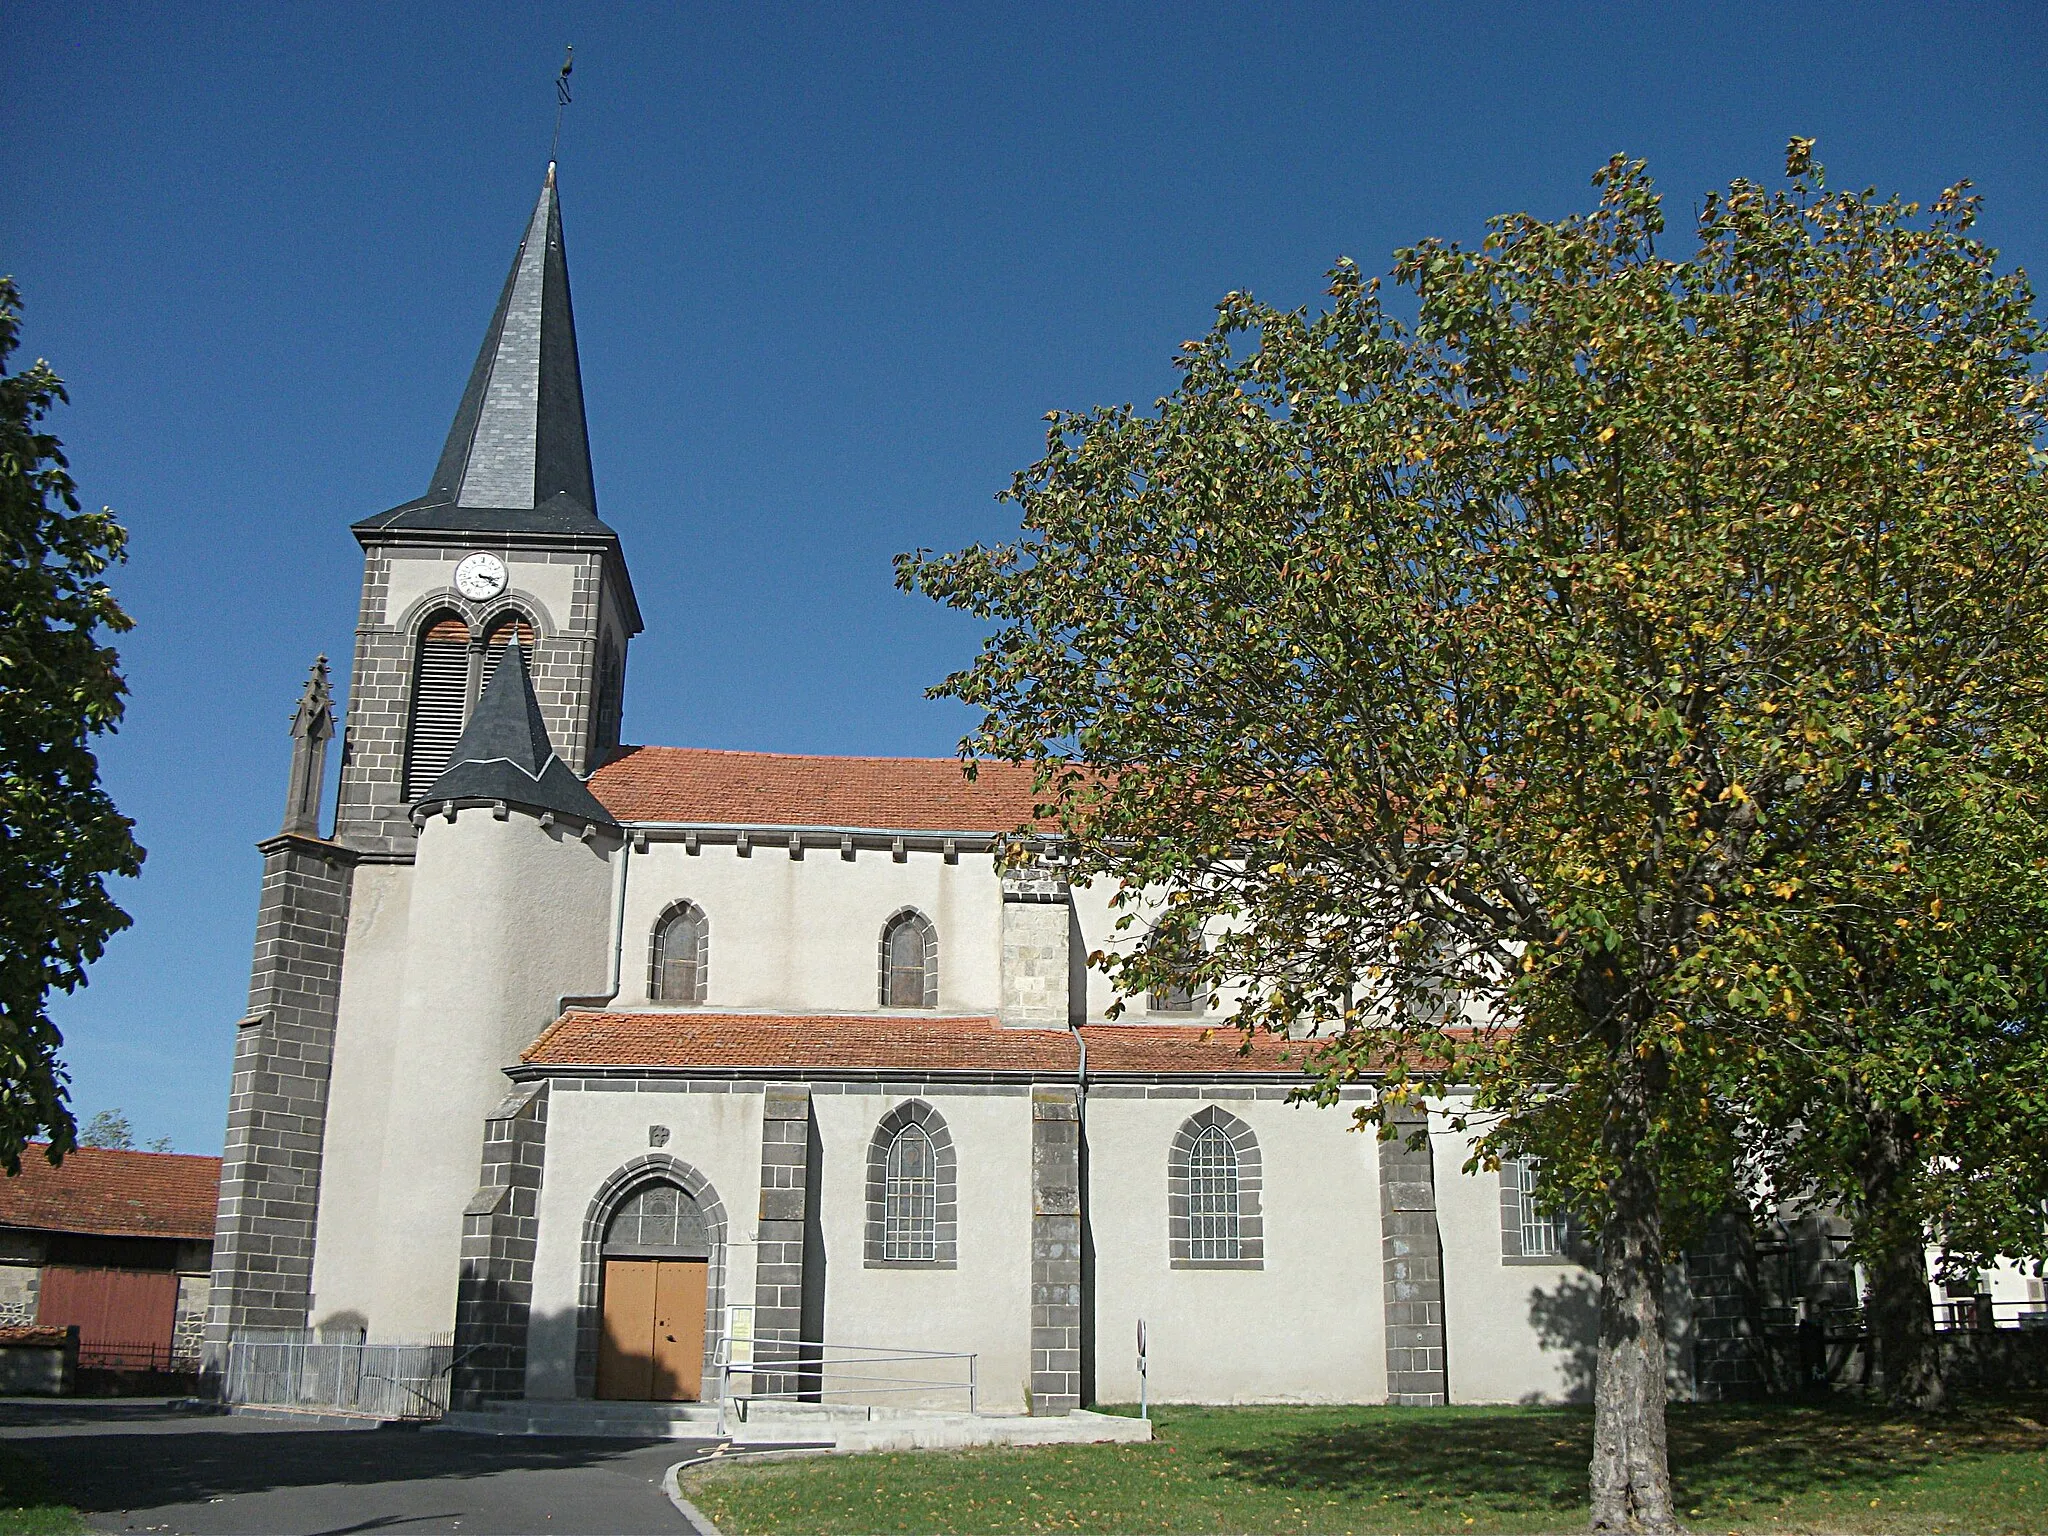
<box><xmin>550</xmin><ymin>44</ymin><xmax>574</xmax><ymax>162</ymax></box>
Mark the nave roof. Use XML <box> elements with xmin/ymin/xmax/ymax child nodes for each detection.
<box><xmin>588</xmin><ymin>746</ymin><xmax>1046</xmax><ymax>832</ymax></box>
<box><xmin>521</xmin><ymin>1011</ymin><xmax>1323</xmax><ymax>1077</ymax></box>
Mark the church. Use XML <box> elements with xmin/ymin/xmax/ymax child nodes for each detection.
<box><xmin>204</xmin><ymin>165</ymin><xmax>1631</xmax><ymax>1419</ymax></box>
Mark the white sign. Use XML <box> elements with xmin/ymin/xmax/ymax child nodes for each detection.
<box><xmin>726</xmin><ymin>1303</ymin><xmax>755</xmax><ymax>1367</ymax></box>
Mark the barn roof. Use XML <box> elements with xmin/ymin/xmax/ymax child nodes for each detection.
<box><xmin>0</xmin><ymin>1146</ymin><xmax>220</xmax><ymax>1242</ymax></box>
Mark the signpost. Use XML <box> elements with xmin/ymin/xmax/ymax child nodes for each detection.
<box><xmin>1137</xmin><ymin>1317</ymin><xmax>1149</xmax><ymax>1421</ymax></box>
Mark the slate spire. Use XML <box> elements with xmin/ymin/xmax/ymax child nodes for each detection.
<box><xmin>357</xmin><ymin>164</ymin><xmax>611</xmax><ymax>538</ymax></box>
<box><xmin>417</xmin><ymin>643</ymin><xmax>615</xmax><ymax>825</ymax></box>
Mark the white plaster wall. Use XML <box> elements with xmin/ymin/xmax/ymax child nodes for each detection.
<box><xmin>381</xmin><ymin>549</ymin><xmax>576</xmax><ymax>634</ymax></box>
<box><xmin>525</xmin><ymin>1086</ymin><xmax>765</xmax><ymax>1399</ymax></box>
<box><xmin>812</xmin><ymin>1090</ymin><xmax>1035</xmax><ymax>1413</ymax></box>
<box><xmin>617</xmin><ymin>843</ymin><xmax>1003</xmax><ymax>1015</ymax></box>
<box><xmin>359</xmin><ymin>811</ymin><xmax>615</xmax><ymax>1342</ymax></box>
<box><xmin>1088</xmin><ymin>1094</ymin><xmax>1385</xmax><ymax>1404</ymax></box>
<box><xmin>309</xmin><ymin>860</ymin><xmax>414</xmax><ymax>1333</ymax></box>
<box><xmin>1435</xmin><ymin>1116</ymin><xmax>1594</xmax><ymax>1404</ymax></box>
<box><xmin>1068</xmin><ymin>879</ymin><xmax>1252</xmax><ymax>1023</ymax></box>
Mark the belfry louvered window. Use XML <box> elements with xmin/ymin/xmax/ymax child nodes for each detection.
<box><xmin>1186</xmin><ymin>1125</ymin><xmax>1241</xmax><ymax>1261</ymax></box>
<box><xmin>882</xmin><ymin>1124</ymin><xmax>938</xmax><ymax>1261</ymax></box>
<box><xmin>478</xmin><ymin>613</ymin><xmax>536</xmax><ymax>694</ymax></box>
<box><xmin>404</xmin><ymin>614</ymin><xmax>472</xmax><ymax>800</ymax></box>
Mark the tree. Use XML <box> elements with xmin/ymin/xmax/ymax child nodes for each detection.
<box><xmin>78</xmin><ymin>1108</ymin><xmax>134</xmax><ymax>1150</ymax></box>
<box><xmin>0</xmin><ymin>277</ymin><xmax>144</xmax><ymax>1173</ymax></box>
<box><xmin>1742</xmin><ymin>764</ymin><xmax>2048</xmax><ymax>1409</ymax></box>
<box><xmin>901</xmin><ymin>146</ymin><xmax>2048</xmax><ymax>1529</ymax></box>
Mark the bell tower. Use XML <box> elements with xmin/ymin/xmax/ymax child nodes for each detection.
<box><xmin>334</xmin><ymin>163</ymin><xmax>641</xmax><ymax>857</ymax></box>
<box><xmin>206</xmin><ymin>166</ymin><xmax>640</xmax><ymax>1362</ymax></box>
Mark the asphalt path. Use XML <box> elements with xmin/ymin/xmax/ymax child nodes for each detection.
<box><xmin>1</xmin><ymin>1398</ymin><xmax>723</xmax><ymax>1535</ymax></box>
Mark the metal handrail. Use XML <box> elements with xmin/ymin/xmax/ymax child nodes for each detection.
<box><xmin>713</xmin><ymin>1338</ymin><xmax>978</xmax><ymax>1436</ymax></box>
<box><xmin>1935</xmin><ymin>1297</ymin><xmax>2048</xmax><ymax>1332</ymax></box>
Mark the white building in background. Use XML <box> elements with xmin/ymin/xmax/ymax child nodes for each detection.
<box><xmin>207</xmin><ymin>164</ymin><xmax>1716</xmax><ymax>1417</ymax></box>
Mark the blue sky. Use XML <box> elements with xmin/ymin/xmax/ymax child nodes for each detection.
<box><xmin>10</xmin><ymin>2</ymin><xmax>2045</xmax><ymax>1153</ymax></box>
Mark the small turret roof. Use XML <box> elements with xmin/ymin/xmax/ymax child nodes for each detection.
<box><xmin>357</xmin><ymin>164</ymin><xmax>613</xmax><ymax>540</ymax></box>
<box><xmin>417</xmin><ymin>643</ymin><xmax>615</xmax><ymax>825</ymax></box>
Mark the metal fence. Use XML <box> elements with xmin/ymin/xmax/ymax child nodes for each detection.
<box><xmin>223</xmin><ymin>1333</ymin><xmax>453</xmax><ymax>1420</ymax></box>
<box><xmin>78</xmin><ymin>1337</ymin><xmax>199</xmax><ymax>1372</ymax></box>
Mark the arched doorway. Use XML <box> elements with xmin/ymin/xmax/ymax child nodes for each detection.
<box><xmin>596</xmin><ymin>1180</ymin><xmax>712</xmax><ymax>1401</ymax></box>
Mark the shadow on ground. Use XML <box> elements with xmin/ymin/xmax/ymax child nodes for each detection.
<box><xmin>1214</xmin><ymin>1408</ymin><xmax>1588</xmax><ymax>1516</ymax></box>
<box><xmin>0</xmin><ymin>1401</ymin><xmax>683</xmax><ymax>1515</ymax></box>
<box><xmin>1211</xmin><ymin>1395</ymin><xmax>2048</xmax><ymax>1516</ymax></box>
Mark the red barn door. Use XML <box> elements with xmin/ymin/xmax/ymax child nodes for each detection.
<box><xmin>38</xmin><ymin>1266</ymin><xmax>179</xmax><ymax>1365</ymax></box>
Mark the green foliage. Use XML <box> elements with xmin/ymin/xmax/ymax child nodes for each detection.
<box><xmin>77</xmin><ymin>1109</ymin><xmax>132</xmax><ymax>1150</ymax></box>
<box><xmin>0</xmin><ymin>276</ymin><xmax>144</xmax><ymax>1175</ymax></box>
<box><xmin>900</xmin><ymin>147</ymin><xmax>2048</xmax><ymax>1235</ymax></box>
<box><xmin>1746</xmin><ymin>762</ymin><xmax>2048</xmax><ymax>1280</ymax></box>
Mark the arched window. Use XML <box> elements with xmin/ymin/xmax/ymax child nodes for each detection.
<box><xmin>603</xmin><ymin>1179</ymin><xmax>710</xmax><ymax>1258</ymax></box>
<box><xmin>1147</xmin><ymin>931</ymin><xmax>1205</xmax><ymax>1015</ymax></box>
<box><xmin>1167</xmin><ymin>1108</ymin><xmax>1264</xmax><ymax>1268</ymax></box>
<box><xmin>864</xmin><ymin>1101</ymin><xmax>956</xmax><ymax>1268</ymax></box>
<box><xmin>1187</xmin><ymin>1126</ymin><xmax>1238</xmax><ymax>1259</ymax></box>
<box><xmin>879</xmin><ymin>910</ymin><xmax>938</xmax><ymax>1008</ymax></box>
<box><xmin>404</xmin><ymin>612</ymin><xmax>471</xmax><ymax>800</ymax></box>
<box><xmin>479</xmin><ymin>612</ymin><xmax>536</xmax><ymax>696</ymax></box>
<box><xmin>883</xmin><ymin>1124</ymin><xmax>937</xmax><ymax>1262</ymax></box>
<box><xmin>649</xmin><ymin>902</ymin><xmax>709</xmax><ymax>1004</ymax></box>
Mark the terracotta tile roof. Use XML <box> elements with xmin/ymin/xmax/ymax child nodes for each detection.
<box><xmin>523</xmin><ymin>1012</ymin><xmax>1322</xmax><ymax>1076</ymax></box>
<box><xmin>589</xmin><ymin>746</ymin><xmax>1045</xmax><ymax>832</ymax></box>
<box><xmin>525</xmin><ymin>1012</ymin><xmax>1073</xmax><ymax>1072</ymax></box>
<box><xmin>1078</xmin><ymin>1025</ymin><xmax>1322</xmax><ymax>1075</ymax></box>
<box><xmin>0</xmin><ymin>1146</ymin><xmax>221</xmax><ymax>1242</ymax></box>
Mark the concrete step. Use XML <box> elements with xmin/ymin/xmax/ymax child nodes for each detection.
<box><xmin>442</xmin><ymin>1401</ymin><xmax>726</xmax><ymax>1440</ymax></box>
<box><xmin>440</xmin><ymin>1398</ymin><xmax>1153</xmax><ymax>1451</ymax></box>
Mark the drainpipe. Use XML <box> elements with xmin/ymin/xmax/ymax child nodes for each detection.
<box><xmin>556</xmin><ymin>830</ymin><xmax>633</xmax><ymax>1021</ymax></box>
<box><xmin>1075</xmin><ymin>1022</ymin><xmax>1091</xmax><ymax>1407</ymax></box>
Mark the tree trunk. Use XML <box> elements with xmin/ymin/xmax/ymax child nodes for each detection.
<box><xmin>1588</xmin><ymin>1099</ymin><xmax>1679</xmax><ymax>1532</ymax></box>
<box><xmin>1858</xmin><ymin>1109</ymin><xmax>1945</xmax><ymax>1410</ymax></box>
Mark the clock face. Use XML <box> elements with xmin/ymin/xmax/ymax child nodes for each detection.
<box><xmin>454</xmin><ymin>552</ymin><xmax>508</xmax><ymax>601</ymax></box>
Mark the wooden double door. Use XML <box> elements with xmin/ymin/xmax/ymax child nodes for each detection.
<box><xmin>596</xmin><ymin>1258</ymin><xmax>707</xmax><ymax>1401</ymax></box>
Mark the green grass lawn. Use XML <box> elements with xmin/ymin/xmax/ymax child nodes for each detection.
<box><xmin>680</xmin><ymin>1396</ymin><xmax>2048</xmax><ymax>1535</ymax></box>
<box><xmin>0</xmin><ymin>1443</ymin><xmax>83</xmax><ymax>1536</ymax></box>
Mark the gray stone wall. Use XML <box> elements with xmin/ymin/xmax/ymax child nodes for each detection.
<box><xmin>333</xmin><ymin>547</ymin><xmax>412</xmax><ymax>853</ymax></box>
<box><xmin>1000</xmin><ymin>890</ymin><xmax>1072</xmax><ymax>1029</ymax></box>
<box><xmin>452</xmin><ymin>1083</ymin><xmax>550</xmax><ymax>1407</ymax></box>
<box><xmin>1685</xmin><ymin>1212</ymin><xmax>1765</xmax><ymax>1401</ymax></box>
<box><xmin>1378</xmin><ymin>1113</ymin><xmax>1448</xmax><ymax>1405</ymax></box>
<box><xmin>333</xmin><ymin>544</ymin><xmax>620</xmax><ymax>855</ymax></box>
<box><xmin>0</xmin><ymin>1263</ymin><xmax>37</xmax><ymax>1328</ymax></box>
<box><xmin>205</xmin><ymin>833</ymin><xmax>353</xmax><ymax>1365</ymax></box>
<box><xmin>174</xmin><ymin>1275</ymin><xmax>209</xmax><ymax>1364</ymax></box>
<box><xmin>1030</xmin><ymin>1085</ymin><xmax>1083</xmax><ymax>1414</ymax></box>
<box><xmin>751</xmin><ymin>1085</ymin><xmax>811</xmax><ymax>1396</ymax></box>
